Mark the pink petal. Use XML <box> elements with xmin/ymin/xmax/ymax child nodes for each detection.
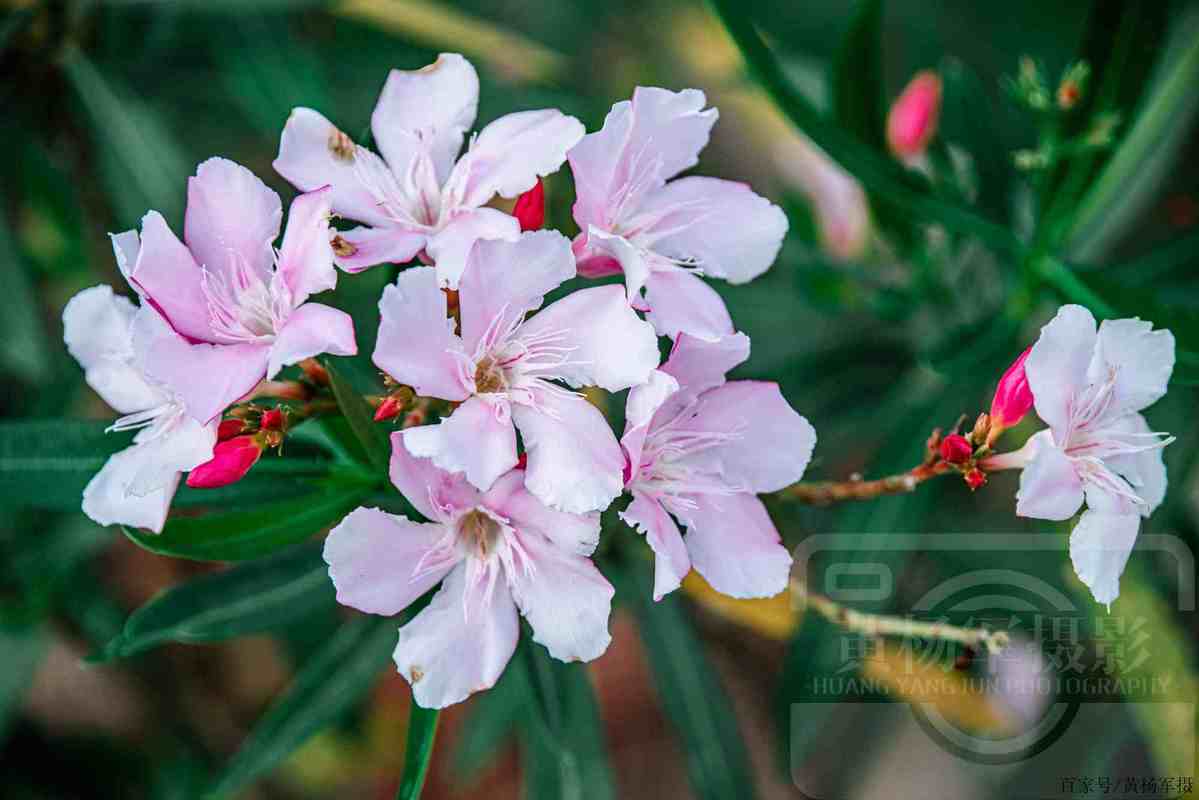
<box><xmin>62</xmin><ymin>285</ymin><xmax>162</xmax><ymax>414</ymax></box>
<box><xmin>323</xmin><ymin>507</ymin><xmax>454</xmax><ymax>616</ymax></box>
<box><xmin>373</xmin><ymin>266</ymin><xmax>469</xmax><ymax>401</ymax></box>
<box><xmin>508</xmin><ymin>527</ymin><xmax>614</xmax><ymax>662</ymax></box>
<box><xmin>1102</xmin><ymin>413</ymin><xmax>1168</xmax><ymax>516</ymax></box>
<box><xmin>621</xmin><ymin>370</ymin><xmax>680</xmax><ymax>480</ymax></box>
<box><xmin>584</xmin><ymin>228</ymin><xmax>653</xmax><ymax>301</ymax></box>
<box><xmin>273</xmin><ymin>107</ymin><xmax>393</xmax><ymax>227</ymax></box>
<box><xmin>403</xmin><ymin>395</ymin><xmax>517</xmax><ymax>492</ymax></box>
<box><xmin>1091</xmin><ymin>317</ymin><xmax>1175</xmax><ymax>419</ymax></box>
<box><xmin>277</xmin><ymin>186</ymin><xmax>336</xmax><ymax>303</ymax></box>
<box><xmin>395</xmin><ymin>562</ymin><xmax>519</xmax><ymax>709</ymax></box>
<box><xmin>514</xmin><ymin>285</ymin><xmax>659</xmax><ymax>392</ymax></box>
<box><xmin>1015</xmin><ymin>440</ymin><xmax>1084</xmax><ymax>521</ymax></box>
<box><xmin>1025</xmin><ymin>304</ymin><xmax>1097</xmax><ymax>441</ymax></box>
<box><xmin>458</xmin><ymin>231</ymin><xmax>575</xmax><ymax>354</ymax></box>
<box><xmin>511</xmin><ymin>385</ymin><xmax>625</xmax><ymax>514</ymax></box>
<box><xmin>620</xmin><ymin>491</ymin><xmax>691</xmax><ymax>600</ymax></box>
<box><xmin>332</xmin><ymin>225</ymin><xmax>427</xmax><ymax>274</ymax></box>
<box><xmin>661</xmin><ymin>331</ymin><xmax>750</xmax><ymax>399</ymax></box>
<box><xmin>424</xmin><ymin>207</ymin><xmax>520</xmax><ymax>289</ymax></box>
<box><xmin>674</xmin><ymin>492</ymin><xmax>791</xmax><ymax>599</ymax></box>
<box><xmin>572</xmin><ymin>232</ymin><xmax>623</xmax><ymax>278</ymax></box>
<box><xmin>483</xmin><ymin>470</ymin><xmax>601</xmax><ymax>557</ymax></box>
<box><xmin>125</xmin><ymin>211</ymin><xmax>213</xmax><ymax>342</ymax></box>
<box><xmin>372</xmin><ymin>54</ymin><xmax>479</xmax><ymax>186</ymax></box>
<box><xmin>442</xmin><ymin>109</ymin><xmax>584</xmax><ymax>210</ymax></box>
<box><xmin>673</xmin><ymin>380</ymin><xmax>816</xmax><ymax>494</ymax></box>
<box><xmin>185</xmin><ymin>157</ymin><xmax>281</xmax><ymax>282</ymax></box>
<box><xmin>635</xmin><ymin>176</ymin><xmax>788</xmax><ymax>284</ymax></box>
<box><xmin>266</xmin><ymin>302</ymin><xmax>357</xmax><ymax>379</ymax></box>
<box><xmin>1069</xmin><ymin>509</ymin><xmax>1140</xmax><ymax>607</ymax></box>
<box><xmin>569</xmin><ymin>87</ymin><xmax>717</xmax><ymax>232</ymax></box>
<box><xmin>389</xmin><ymin>430</ymin><xmax>481</xmax><ymax>522</ymax></box>
<box><xmin>642</xmin><ymin>269</ymin><xmax>734</xmax><ymax>342</ymax></box>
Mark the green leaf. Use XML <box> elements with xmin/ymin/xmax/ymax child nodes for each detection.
<box><xmin>207</xmin><ymin>615</ymin><xmax>397</xmax><ymax>798</ymax></box>
<box><xmin>518</xmin><ymin>640</ymin><xmax>615</xmax><ymax>800</ymax></box>
<box><xmin>123</xmin><ymin>483</ymin><xmax>370</xmax><ymax>562</ymax></box>
<box><xmin>395</xmin><ymin>703</ymin><xmax>440</xmax><ymax>800</ymax></box>
<box><xmin>94</xmin><ymin>541</ymin><xmax>335</xmax><ymax>661</ymax></box>
<box><xmin>451</xmin><ymin>664</ymin><xmax>523</xmax><ymax>781</ymax></box>
<box><xmin>707</xmin><ymin>0</ymin><xmax>1020</xmax><ymax>258</ymax></box>
<box><xmin>0</xmin><ymin>625</ymin><xmax>47</xmax><ymax>741</ymax></box>
<box><xmin>325</xmin><ymin>358</ymin><xmax>391</xmax><ymax>472</ymax></box>
<box><xmin>831</xmin><ymin>0</ymin><xmax>885</xmax><ymax>153</ymax></box>
<box><xmin>616</xmin><ymin>564</ymin><xmax>756</xmax><ymax>800</ymax></box>
<box><xmin>0</xmin><ymin>195</ymin><xmax>51</xmax><ymax>385</ymax></box>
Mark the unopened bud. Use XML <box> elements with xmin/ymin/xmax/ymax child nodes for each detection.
<box><xmin>988</xmin><ymin>347</ymin><xmax>1033</xmax><ymax>445</ymax></box>
<box><xmin>186</xmin><ymin>435</ymin><xmax>264</xmax><ymax>488</ymax></box>
<box><xmin>970</xmin><ymin>413</ymin><xmax>991</xmax><ymax>446</ymax></box>
<box><xmin>513</xmin><ymin>178</ymin><xmax>545</xmax><ymax>232</ymax></box>
<box><xmin>887</xmin><ymin>71</ymin><xmax>942</xmax><ymax>159</ymax></box>
<box><xmin>964</xmin><ymin>468</ymin><xmax>987</xmax><ymax>491</ymax></box>
<box><xmin>375</xmin><ymin>395</ymin><xmax>402</xmax><ymax>422</ymax></box>
<box><xmin>217</xmin><ymin>419</ymin><xmax>246</xmax><ymax>441</ymax></box>
<box><xmin>260</xmin><ymin>408</ymin><xmax>286</xmax><ymax>431</ymax></box>
<box><xmin>939</xmin><ymin>433</ymin><xmax>973</xmax><ymax>464</ymax></box>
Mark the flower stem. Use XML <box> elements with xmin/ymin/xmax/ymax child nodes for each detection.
<box><xmin>779</xmin><ymin>460</ymin><xmax>952</xmax><ymax>504</ymax></box>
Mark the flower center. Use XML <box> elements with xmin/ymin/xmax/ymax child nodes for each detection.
<box><xmin>457</xmin><ymin>509</ymin><xmax>502</xmax><ymax>559</ymax></box>
<box><xmin>474</xmin><ymin>356</ymin><xmax>508</xmax><ymax>394</ymax></box>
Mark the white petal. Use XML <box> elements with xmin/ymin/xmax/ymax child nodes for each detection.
<box><xmin>1090</xmin><ymin>317</ymin><xmax>1175</xmax><ymax>418</ymax></box>
<box><xmin>483</xmin><ymin>470</ymin><xmax>601</xmax><ymax>557</ymax></box>
<box><xmin>332</xmin><ymin>225</ymin><xmax>427</xmax><ymax>274</ymax></box>
<box><xmin>620</xmin><ymin>491</ymin><xmax>691</xmax><ymax>601</ymax></box>
<box><xmin>388</xmin><ymin>431</ymin><xmax>482</xmax><ymax>522</ymax></box>
<box><xmin>1025</xmin><ymin>304</ymin><xmax>1097</xmax><ymax>441</ymax></box>
<box><xmin>129</xmin><ymin>414</ymin><xmax>217</xmax><ymax>495</ymax></box>
<box><xmin>621</xmin><ymin>371</ymin><xmax>681</xmax><ymax>484</ymax></box>
<box><xmin>373</xmin><ymin>266</ymin><xmax>469</xmax><ymax>401</ymax></box>
<box><xmin>1015</xmin><ymin>440</ymin><xmax>1084</xmax><ymax>521</ymax></box>
<box><xmin>402</xmin><ymin>395</ymin><xmax>517</xmax><ymax>492</ymax></box>
<box><xmin>62</xmin><ymin>285</ymin><xmax>162</xmax><ymax>414</ymax></box>
<box><xmin>424</xmin><ymin>208</ymin><xmax>520</xmax><ymax>290</ymax></box>
<box><xmin>642</xmin><ymin>269</ymin><xmax>734</xmax><ymax>342</ymax></box>
<box><xmin>395</xmin><ymin>562</ymin><xmax>519</xmax><ymax>709</ymax></box>
<box><xmin>82</xmin><ymin>445</ymin><xmax>180</xmax><ymax>533</ymax></box>
<box><xmin>673</xmin><ymin>492</ymin><xmax>791</xmax><ymax>599</ymax></box>
<box><xmin>1069</xmin><ymin>509</ymin><xmax>1140</xmax><ymax>607</ymax></box>
<box><xmin>661</xmin><ymin>331</ymin><xmax>750</xmax><ymax>399</ymax></box>
<box><xmin>1102</xmin><ymin>413</ymin><xmax>1168</xmax><ymax>516</ymax></box>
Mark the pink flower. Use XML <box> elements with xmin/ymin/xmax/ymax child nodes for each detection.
<box><xmin>63</xmin><ymin>286</ymin><xmax>217</xmax><ymax>532</ymax></box>
<box><xmin>887</xmin><ymin>71</ymin><xmax>942</xmax><ymax>159</ymax></box>
<box><xmin>323</xmin><ymin>440</ymin><xmax>614</xmax><ymax>708</ymax></box>
<box><xmin>185</xmin><ymin>435</ymin><xmax>264</xmax><ymax>488</ymax></box>
<box><xmin>273</xmin><ymin>53</ymin><xmax>584</xmax><ymax>288</ymax></box>
<box><xmin>989</xmin><ymin>346</ymin><xmax>1034</xmax><ymax>436</ymax></box>
<box><xmin>619</xmin><ymin>333</ymin><xmax>816</xmax><ymax>600</ymax></box>
<box><xmin>983</xmin><ymin>305</ymin><xmax>1175</xmax><ymax>607</ymax></box>
<box><xmin>374</xmin><ymin>231</ymin><xmax>659</xmax><ymax>513</ymax></box>
<box><xmin>113</xmin><ymin>157</ymin><xmax>357</xmax><ymax>425</ymax></box>
<box><xmin>568</xmin><ymin>87</ymin><xmax>789</xmax><ymax>341</ymax></box>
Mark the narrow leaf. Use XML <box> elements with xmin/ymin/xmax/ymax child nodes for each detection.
<box><xmin>0</xmin><ymin>194</ymin><xmax>51</xmax><ymax>384</ymax></box>
<box><xmin>208</xmin><ymin>615</ymin><xmax>397</xmax><ymax>798</ymax></box>
<box><xmin>95</xmin><ymin>541</ymin><xmax>335</xmax><ymax>661</ymax></box>
<box><xmin>396</xmin><ymin>704</ymin><xmax>440</xmax><ymax>800</ymax></box>
<box><xmin>0</xmin><ymin>625</ymin><xmax>47</xmax><ymax>740</ymax></box>
<box><xmin>325</xmin><ymin>359</ymin><xmax>391</xmax><ymax>472</ymax></box>
<box><xmin>831</xmin><ymin>0</ymin><xmax>885</xmax><ymax>152</ymax></box>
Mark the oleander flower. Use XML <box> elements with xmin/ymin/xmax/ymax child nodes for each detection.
<box><xmin>323</xmin><ymin>440</ymin><xmax>613</xmax><ymax>709</ymax></box>
<box><xmin>619</xmin><ymin>332</ymin><xmax>816</xmax><ymax>600</ymax></box>
<box><xmin>63</xmin><ymin>286</ymin><xmax>217</xmax><ymax>532</ymax></box>
<box><xmin>113</xmin><ymin>157</ymin><xmax>357</xmax><ymax>424</ymax></box>
<box><xmin>568</xmin><ymin>87</ymin><xmax>788</xmax><ymax>341</ymax></box>
<box><xmin>374</xmin><ymin>231</ymin><xmax>659</xmax><ymax>514</ymax></box>
<box><xmin>982</xmin><ymin>305</ymin><xmax>1175</xmax><ymax>607</ymax></box>
<box><xmin>274</xmin><ymin>53</ymin><xmax>584</xmax><ymax>288</ymax></box>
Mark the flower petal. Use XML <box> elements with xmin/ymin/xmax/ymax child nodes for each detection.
<box><xmin>372</xmin><ymin>53</ymin><xmax>478</xmax><ymax>185</ymax></box>
<box><xmin>389</xmin><ymin>431</ymin><xmax>481</xmax><ymax>522</ymax></box>
<box><xmin>661</xmin><ymin>331</ymin><xmax>750</xmax><ymax>399</ymax></box>
<box><xmin>130</xmin><ymin>415</ymin><xmax>217</xmax><ymax>496</ymax></box>
<box><xmin>1069</xmin><ymin>508</ymin><xmax>1140</xmax><ymax>608</ymax></box>
<box><xmin>673</xmin><ymin>492</ymin><xmax>791</xmax><ymax>599</ymax></box>
<box><xmin>1102</xmin><ymin>413</ymin><xmax>1168</xmax><ymax>516</ymax></box>
<box><xmin>512</xmin><ymin>386</ymin><xmax>625</xmax><ymax>514</ymax></box>
<box><xmin>82</xmin><ymin>445</ymin><xmax>181</xmax><ymax>533</ymax></box>
<box><xmin>1015</xmin><ymin>438</ymin><xmax>1084</xmax><ymax>521</ymax></box>
<box><xmin>584</xmin><ymin>227</ymin><xmax>653</xmax><ymax>302</ymax></box>
<box><xmin>274</xmin><ymin>108</ymin><xmax>394</xmax><ymax>227</ymax></box>
<box><xmin>395</xmin><ymin>561</ymin><xmax>519</xmax><ymax>709</ymax></box>
<box><xmin>1090</xmin><ymin>317</ymin><xmax>1175</xmax><ymax>418</ymax></box>
<box><xmin>125</xmin><ymin>211</ymin><xmax>213</xmax><ymax>342</ymax></box>
<box><xmin>508</xmin><ymin>526</ymin><xmax>614</xmax><ymax>662</ymax></box>
<box><xmin>62</xmin><ymin>285</ymin><xmax>162</xmax><ymax>414</ymax></box>
<box><xmin>621</xmin><ymin>370</ymin><xmax>680</xmax><ymax>477</ymax></box>
<box><xmin>331</xmin><ymin>225</ymin><xmax>427</xmax><ymax>274</ymax></box>
<box><xmin>443</xmin><ymin>109</ymin><xmax>584</xmax><ymax>210</ymax></box>
<box><xmin>403</xmin><ymin>395</ymin><xmax>517</xmax><ymax>492</ymax></box>
<box><xmin>483</xmin><ymin>470</ymin><xmax>601</xmax><ymax>557</ymax></box>
<box><xmin>277</xmin><ymin>186</ymin><xmax>336</xmax><ymax>304</ymax></box>
<box><xmin>323</xmin><ymin>507</ymin><xmax>454</xmax><ymax>616</ymax></box>
<box><xmin>266</xmin><ymin>302</ymin><xmax>357</xmax><ymax>379</ymax></box>
<box><xmin>458</xmin><ymin>230</ymin><xmax>575</xmax><ymax>353</ymax></box>
<box><xmin>642</xmin><ymin>269</ymin><xmax>734</xmax><ymax>342</ymax></box>
<box><xmin>570</xmin><ymin>87</ymin><xmax>717</xmax><ymax>231</ymax></box>
<box><xmin>424</xmin><ymin>207</ymin><xmax>520</xmax><ymax>290</ymax></box>
<box><xmin>514</xmin><ymin>285</ymin><xmax>659</xmax><ymax>392</ymax></box>
<box><xmin>634</xmin><ymin>176</ymin><xmax>788</xmax><ymax>283</ymax></box>
<box><xmin>185</xmin><ymin>157</ymin><xmax>281</xmax><ymax>282</ymax></box>
<box><xmin>620</xmin><ymin>491</ymin><xmax>691</xmax><ymax>601</ymax></box>
<box><xmin>373</xmin><ymin>266</ymin><xmax>468</xmax><ymax>400</ymax></box>
<box><xmin>1025</xmin><ymin>304</ymin><xmax>1097</xmax><ymax>441</ymax></box>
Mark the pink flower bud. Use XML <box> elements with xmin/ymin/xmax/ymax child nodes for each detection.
<box><xmin>217</xmin><ymin>419</ymin><xmax>246</xmax><ymax>441</ymax></box>
<box><xmin>260</xmin><ymin>408</ymin><xmax>286</xmax><ymax>431</ymax></box>
<box><xmin>887</xmin><ymin>71</ymin><xmax>942</xmax><ymax>159</ymax></box>
<box><xmin>939</xmin><ymin>434</ymin><xmax>973</xmax><ymax>464</ymax></box>
<box><xmin>513</xmin><ymin>179</ymin><xmax>545</xmax><ymax>232</ymax></box>
<box><xmin>186</xmin><ymin>436</ymin><xmax>264</xmax><ymax>489</ymax></box>
<box><xmin>964</xmin><ymin>468</ymin><xmax>987</xmax><ymax>491</ymax></box>
<box><xmin>374</xmin><ymin>395</ymin><xmax>402</xmax><ymax>422</ymax></box>
<box><xmin>989</xmin><ymin>347</ymin><xmax>1033</xmax><ymax>430</ymax></box>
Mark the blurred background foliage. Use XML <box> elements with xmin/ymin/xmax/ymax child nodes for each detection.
<box><xmin>1</xmin><ymin>0</ymin><xmax>1197</xmax><ymax>798</ymax></box>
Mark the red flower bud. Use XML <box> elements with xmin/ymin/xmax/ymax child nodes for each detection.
<box><xmin>964</xmin><ymin>468</ymin><xmax>987</xmax><ymax>491</ymax></box>
<box><xmin>186</xmin><ymin>436</ymin><xmax>264</xmax><ymax>488</ymax></box>
<box><xmin>939</xmin><ymin>434</ymin><xmax>973</xmax><ymax>464</ymax></box>
<box><xmin>513</xmin><ymin>179</ymin><xmax>545</xmax><ymax>232</ymax></box>
<box><xmin>374</xmin><ymin>395</ymin><xmax>402</xmax><ymax>422</ymax></box>
<box><xmin>216</xmin><ymin>418</ymin><xmax>246</xmax><ymax>441</ymax></box>
<box><xmin>989</xmin><ymin>347</ymin><xmax>1033</xmax><ymax>431</ymax></box>
<box><xmin>260</xmin><ymin>408</ymin><xmax>286</xmax><ymax>431</ymax></box>
<box><xmin>515</xmin><ymin>452</ymin><xmax>528</xmax><ymax>470</ymax></box>
<box><xmin>887</xmin><ymin>71</ymin><xmax>942</xmax><ymax>159</ymax></box>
